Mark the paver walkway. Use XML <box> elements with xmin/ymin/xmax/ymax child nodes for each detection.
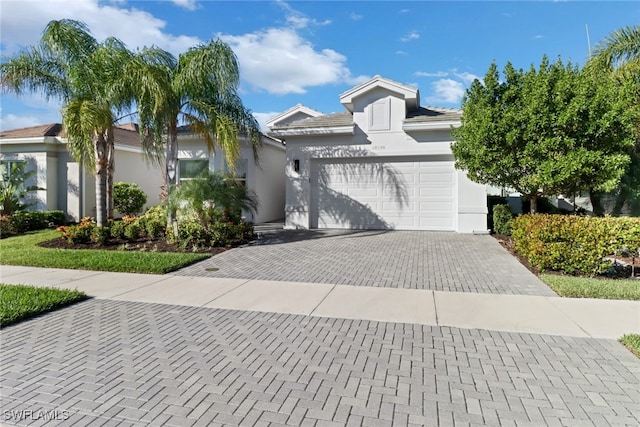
<box><xmin>175</xmin><ymin>231</ymin><xmax>555</xmax><ymax>296</ymax></box>
<box><xmin>2</xmin><ymin>299</ymin><xmax>639</xmax><ymax>427</ymax></box>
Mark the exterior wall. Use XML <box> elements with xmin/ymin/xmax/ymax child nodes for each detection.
<box><xmin>282</xmin><ymin>92</ymin><xmax>487</xmax><ymax>232</ymax></box>
<box><xmin>177</xmin><ymin>136</ymin><xmax>286</xmax><ymax>224</ymax></box>
<box><xmin>113</xmin><ymin>148</ymin><xmax>163</xmax><ymax>212</ymax></box>
<box><xmin>0</xmin><ymin>148</ymin><xmax>49</xmax><ymax>211</ymax></box>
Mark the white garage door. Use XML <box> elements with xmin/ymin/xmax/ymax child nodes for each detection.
<box><xmin>310</xmin><ymin>156</ymin><xmax>455</xmax><ymax>230</ymax></box>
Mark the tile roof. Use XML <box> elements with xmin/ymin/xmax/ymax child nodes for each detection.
<box><xmin>0</xmin><ymin>123</ymin><xmax>143</xmax><ymax>149</ymax></box>
<box><xmin>0</xmin><ymin>123</ymin><xmax>62</xmax><ymax>138</ymax></box>
<box><xmin>404</xmin><ymin>106</ymin><xmax>462</xmax><ymax>123</ymax></box>
<box><xmin>269</xmin><ymin>111</ymin><xmax>353</xmax><ymax>130</ymax></box>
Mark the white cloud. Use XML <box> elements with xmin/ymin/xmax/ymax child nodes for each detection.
<box><xmin>171</xmin><ymin>0</ymin><xmax>198</xmax><ymax>11</ymax></box>
<box><xmin>453</xmin><ymin>71</ymin><xmax>480</xmax><ymax>83</ymax></box>
<box><xmin>426</xmin><ymin>79</ymin><xmax>465</xmax><ymax>104</ymax></box>
<box><xmin>0</xmin><ymin>0</ymin><xmax>201</xmax><ymax>56</ymax></box>
<box><xmin>400</xmin><ymin>31</ymin><xmax>420</xmax><ymax>42</ymax></box>
<box><xmin>349</xmin><ymin>12</ymin><xmax>363</xmax><ymax>21</ymax></box>
<box><xmin>252</xmin><ymin>112</ymin><xmax>282</xmax><ymax>131</ymax></box>
<box><xmin>396</xmin><ymin>50</ymin><xmax>408</xmax><ymax>56</ymax></box>
<box><xmin>276</xmin><ymin>0</ymin><xmax>331</xmax><ymax>29</ymax></box>
<box><xmin>533</xmin><ymin>34</ymin><xmax>544</xmax><ymax>39</ymax></box>
<box><xmin>221</xmin><ymin>28</ymin><xmax>366</xmax><ymax>94</ymax></box>
<box><xmin>415</xmin><ymin>71</ymin><xmax>448</xmax><ymax>77</ymax></box>
<box><xmin>0</xmin><ymin>113</ymin><xmax>42</xmax><ymax>131</ymax></box>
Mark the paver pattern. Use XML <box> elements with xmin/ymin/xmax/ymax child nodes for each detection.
<box><xmin>2</xmin><ymin>299</ymin><xmax>638</xmax><ymax>426</ymax></box>
<box><xmin>176</xmin><ymin>230</ymin><xmax>555</xmax><ymax>296</ymax></box>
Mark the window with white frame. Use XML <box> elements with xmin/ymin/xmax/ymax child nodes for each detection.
<box><xmin>224</xmin><ymin>159</ymin><xmax>248</xmax><ymax>187</ymax></box>
<box><xmin>0</xmin><ymin>160</ymin><xmax>28</xmax><ymax>180</ymax></box>
<box><xmin>177</xmin><ymin>159</ymin><xmax>208</xmax><ymax>183</ymax></box>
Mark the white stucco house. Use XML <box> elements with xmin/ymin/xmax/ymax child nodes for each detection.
<box><xmin>0</xmin><ymin>123</ymin><xmax>163</xmax><ymax>221</ymax></box>
<box><xmin>0</xmin><ymin>123</ymin><xmax>286</xmax><ymax>224</ymax></box>
<box><xmin>266</xmin><ymin>75</ymin><xmax>488</xmax><ymax>233</ymax></box>
<box><xmin>174</xmin><ymin>126</ymin><xmax>286</xmax><ymax>224</ymax></box>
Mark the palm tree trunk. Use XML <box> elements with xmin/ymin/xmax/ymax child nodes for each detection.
<box><xmin>106</xmin><ymin>127</ymin><xmax>115</xmax><ymax>220</ymax></box>
<box><xmin>165</xmin><ymin>122</ymin><xmax>179</xmax><ymax>233</ymax></box>
<box><xmin>529</xmin><ymin>195</ymin><xmax>538</xmax><ymax>213</ymax></box>
<box><xmin>94</xmin><ymin>132</ymin><xmax>108</xmax><ymax>227</ymax></box>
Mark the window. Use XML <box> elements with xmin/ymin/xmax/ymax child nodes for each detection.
<box><xmin>178</xmin><ymin>159</ymin><xmax>208</xmax><ymax>182</ymax></box>
<box><xmin>0</xmin><ymin>160</ymin><xmax>27</xmax><ymax>181</ymax></box>
<box><xmin>225</xmin><ymin>159</ymin><xmax>248</xmax><ymax>187</ymax></box>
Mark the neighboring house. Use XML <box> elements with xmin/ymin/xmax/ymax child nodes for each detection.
<box><xmin>0</xmin><ymin>123</ymin><xmax>163</xmax><ymax>221</ymax></box>
<box><xmin>267</xmin><ymin>75</ymin><xmax>488</xmax><ymax>233</ymax></box>
<box><xmin>0</xmin><ymin>123</ymin><xmax>286</xmax><ymax>224</ymax></box>
<box><xmin>174</xmin><ymin>126</ymin><xmax>286</xmax><ymax>224</ymax></box>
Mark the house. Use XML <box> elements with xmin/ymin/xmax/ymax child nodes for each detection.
<box><xmin>266</xmin><ymin>75</ymin><xmax>488</xmax><ymax>233</ymax></box>
<box><xmin>174</xmin><ymin>126</ymin><xmax>286</xmax><ymax>224</ymax></box>
<box><xmin>0</xmin><ymin>124</ymin><xmax>286</xmax><ymax>224</ymax></box>
<box><xmin>0</xmin><ymin>123</ymin><xmax>163</xmax><ymax>221</ymax></box>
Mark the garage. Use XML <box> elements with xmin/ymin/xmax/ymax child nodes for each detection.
<box><xmin>310</xmin><ymin>156</ymin><xmax>455</xmax><ymax>230</ymax></box>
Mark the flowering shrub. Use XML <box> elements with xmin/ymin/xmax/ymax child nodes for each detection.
<box><xmin>57</xmin><ymin>217</ymin><xmax>96</xmax><ymax>244</ymax></box>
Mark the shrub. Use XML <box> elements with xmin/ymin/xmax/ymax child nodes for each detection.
<box><xmin>91</xmin><ymin>226</ymin><xmax>110</xmax><ymax>245</ymax></box>
<box><xmin>8</xmin><ymin>210</ymin><xmax>67</xmax><ymax>234</ymax></box>
<box><xmin>0</xmin><ymin>215</ymin><xmax>10</xmax><ymax>237</ymax></box>
<box><xmin>57</xmin><ymin>217</ymin><xmax>96</xmax><ymax>244</ymax></box>
<box><xmin>110</xmin><ymin>220</ymin><xmax>126</xmax><ymax>239</ymax></box>
<box><xmin>138</xmin><ymin>206</ymin><xmax>166</xmax><ymax>239</ymax></box>
<box><xmin>511</xmin><ymin>214</ymin><xmax>640</xmax><ymax>276</ymax></box>
<box><xmin>493</xmin><ymin>204</ymin><xmax>514</xmax><ymax>235</ymax></box>
<box><xmin>124</xmin><ymin>221</ymin><xmax>141</xmax><ymax>241</ymax></box>
<box><xmin>114</xmin><ymin>182</ymin><xmax>147</xmax><ymax>216</ymax></box>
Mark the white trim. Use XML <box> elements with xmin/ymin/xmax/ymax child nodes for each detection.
<box><xmin>340</xmin><ymin>75</ymin><xmax>419</xmax><ymax>112</ymax></box>
<box><xmin>402</xmin><ymin>121</ymin><xmax>460</xmax><ymax>132</ymax></box>
<box><xmin>269</xmin><ymin>125</ymin><xmax>355</xmax><ymax>137</ymax></box>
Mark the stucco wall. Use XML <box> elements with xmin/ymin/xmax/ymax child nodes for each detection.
<box><xmin>113</xmin><ymin>148</ymin><xmax>163</xmax><ymax>212</ymax></box>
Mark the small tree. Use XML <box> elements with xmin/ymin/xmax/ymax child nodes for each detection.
<box><xmin>451</xmin><ymin>56</ymin><xmax>634</xmax><ymax>212</ymax></box>
<box><xmin>113</xmin><ymin>182</ymin><xmax>147</xmax><ymax>216</ymax></box>
<box><xmin>0</xmin><ymin>162</ymin><xmax>41</xmax><ymax>215</ymax></box>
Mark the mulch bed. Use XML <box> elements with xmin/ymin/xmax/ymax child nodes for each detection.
<box><xmin>38</xmin><ymin>237</ymin><xmax>228</xmax><ymax>255</ymax></box>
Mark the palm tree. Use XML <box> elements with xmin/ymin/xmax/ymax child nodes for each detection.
<box><xmin>592</xmin><ymin>25</ymin><xmax>640</xmax><ymax>69</ymax></box>
<box><xmin>126</xmin><ymin>41</ymin><xmax>261</xmax><ymax>226</ymax></box>
<box><xmin>0</xmin><ymin>20</ymin><xmax>134</xmax><ymax>226</ymax></box>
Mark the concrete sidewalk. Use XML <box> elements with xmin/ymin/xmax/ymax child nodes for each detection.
<box><xmin>1</xmin><ymin>265</ymin><xmax>638</xmax><ymax>339</ymax></box>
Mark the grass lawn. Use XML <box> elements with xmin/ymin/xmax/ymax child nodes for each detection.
<box><xmin>0</xmin><ymin>284</ymin><xmax>88</xmax><ymax>327</ymax></box>
<box><xmin>540</xmin><ymin>274</ymin><xmax>640</xmax><ymax>301</ymax></box>
<box><xmin>0</xmin><ymin>229</ymin><xmax>210</xmax><ymax>274</ymax></box>
<box><xmin>619</xmin><ymin>334</ymin><xmax>640</xmax><ymax>358</ymax></box>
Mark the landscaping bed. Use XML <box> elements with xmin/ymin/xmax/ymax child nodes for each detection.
<box><xmin>38</xmin><ymin>235</ymin><xmax>228</xmax><ymax>255</ymax></box>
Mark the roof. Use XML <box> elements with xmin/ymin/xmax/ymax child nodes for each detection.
<box><xmin>340</xmin><ymin>75</ymin><xmax>419</xmax><ymax>112</ymax></box>
<box><xmin>0</xmin><ymin>123</ymin><xmax>143</xmax><ymax>149</ymax></box>
<box><xmin>0</xmin><ymin>123</ymin><xmax>62</xmax><ymax>138</ymax></box>
<box><xmin>265</xmin><ymin>104</ymin><xmax>323</xmax><ymax>128</ymax></box>
<box><xmin>404</xmin><ymin>106</ymin><xmax>462</xmax><ymax>123</ymax></box>
<box><xmin>269</xmin><ymin>112</ymin><xmax>353</xmax><ymax>130</ymax></box>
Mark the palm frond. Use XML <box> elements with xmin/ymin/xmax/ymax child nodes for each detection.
<box><xmin>592</xmin><ymin>25</ymin><xmax>640</xmax><ymax>69</ymax></box>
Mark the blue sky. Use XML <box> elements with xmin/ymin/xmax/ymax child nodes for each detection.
<box><xmin>0</xmin><ymin>1</ymin><xmax>638</xmax><ymax>130</ymax></box>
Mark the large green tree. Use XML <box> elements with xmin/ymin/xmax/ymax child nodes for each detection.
<box><xmin>451</xmin><ymin>55</ymin><xmax>635</xmax><ymax>212</ymax></box>
<box><xmin>125</xmin><ymin>41</ymin><xmax>261</xmax><ymax>226</ymax></box>
<box><xmin>588</xmin><ymin>25</ymin><xmax>640</xmax><ymax>215</ymax></box>
<box><xmin>1</xmin><ymin>20</ymin><xmax>133</xmax><ymax>226</ymax></box>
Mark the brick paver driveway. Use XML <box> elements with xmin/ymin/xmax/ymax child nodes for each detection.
<box><xmin>2</xmin><ymin>300</ymin><xmax>639</xmax><ymax>427</ymax></box>
<box><xmin>176</xmin><ymin>230</ymin><xmax>554</xmax><ymax>296</ymax></box>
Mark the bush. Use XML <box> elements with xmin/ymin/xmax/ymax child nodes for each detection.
<box><xmin>511</xmin><ymin>214</ymin><xmax>640</xmax><ymax>276</ymax></box>
<box><xmin>110</xmin><ymin>220</ymin><xmax>126</xmax><ymax>239</ymax></box>
<box><xmin>492</xmin><ymin>204</ymin><xmax>514</xmax><ymax>235</ymax></box>
<box><xmin>114</xmin><ymin>182</ymin><xmax>147</xmax><ymax>216</ymax></box>
<box><xmin>124</xmin><ymin>221</ymin><xmax>141</xmax><ymax>241</ymax></box>
<box><xmin>138</xmin><ymin>206</ymin><xmax>166</xmax><ymax>239</ymax></box>
<box><xmin>91</xmin><ymin>226</ymin><xmax>110</xmax><ymax>245</ymax></box>
<box><xmin>57</xmin><ymin>217</ymin><xmax>96</xmax><ymax>244</ymax></box>
<box><xmin>6</xmin><ymin>210</ymin><xmax>67</xmax><ymax>234</ymax></box>
<box><xmin>0</xmin><ymin>215</ymin><xmax>10</xmax><ymax>237</ymax></box>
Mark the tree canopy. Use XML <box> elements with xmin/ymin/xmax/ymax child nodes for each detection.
<box><xmin>451</xmin><ymin>55</ymin><xmax>636</xmax><ymax>212</ymax></box>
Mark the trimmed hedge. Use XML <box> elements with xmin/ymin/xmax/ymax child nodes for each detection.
<box><xmin>492</xmin><ymin>204</ymin><xmax>513</xmax><ymax>235</ymax></box>
<box><xmin>0</xmin><ymin>210</ymin><xmax>67</xmax><ymax>236</ymax></box>
<box><xmin>511</xmin><ymin>214</ymin><xmax>640</xmax><ymax>276</ymax></box>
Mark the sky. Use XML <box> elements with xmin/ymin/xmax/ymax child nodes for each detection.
<box><xmin>0</xmin><ymin>0</ymin><xmax>638</xmax><ymax>131</ymax></box>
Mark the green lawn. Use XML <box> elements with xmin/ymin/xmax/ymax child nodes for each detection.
<box><xmin>620</xmin><ymin>334</ymin><xmax>640</xmax><ymax>358</ymax></box>
<box><xmin>0</xmin><ymin>284</ymin><xmax>88</xmax><ymax>327</ymax></box>
<box><xmin>0</xmin><ymin>229</ymin><xmax>210</xmax><ymax>274</ymax></box>
<box><xmin>540</xmin><ymin>273</ymin><xmax>640</xmax><ymax>301</ymax></box>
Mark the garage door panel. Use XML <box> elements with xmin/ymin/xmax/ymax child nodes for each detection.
<box><xmin>311</xmin><ymin>157</ymin><xmax>455</xmax><ymax>231</ymax></box>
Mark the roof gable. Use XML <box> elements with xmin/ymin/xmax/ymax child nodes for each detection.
<box><xmin>0</xmin><ymin>123</ymin><xmax>62</xmax><ymax>138</ymax></box>
<box><xmin>266</xmin><ymin>104</ymin><xmax>323</xmax><ymax>128</ymax></box>
<box><xmin>339</xmin><ymin>75</ymin><xmax>419</xmax><ymax>113</ymax></box>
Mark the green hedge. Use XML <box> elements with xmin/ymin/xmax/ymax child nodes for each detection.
<box><xmin>492</xmin><ymin>204</ymin><xmax>513</xmax><ymax>235</ymax></box>
<box><xmin>1</xmin><ymin>210</ymin><xmax>67</xmax><ymax>236</ymax></box>
<box><xmin>511</xmin><ymin>214</ymin><xmax>640</xmax><ymax>276</ymax></box>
